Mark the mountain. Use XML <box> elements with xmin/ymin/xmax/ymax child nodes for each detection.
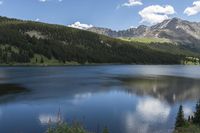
<box><xmin>87</xmin><ymin>18</ymin><xmax>200</xmax><ymax>51</ymax></box>
<box><xmin>0</xmin><ymin>16</ymin><xmax>199</xmax><ymax>65</ymax></box>
<box><xmin>88</xmin><ymin>25</ymin><xmax>148</xmax><ymax>38</ymax></box>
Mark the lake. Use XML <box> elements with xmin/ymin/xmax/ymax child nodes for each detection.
<box><xmin>0</xmin><ymin>65</ymin><xmax>200</xmax><ymax>133</ymax></box>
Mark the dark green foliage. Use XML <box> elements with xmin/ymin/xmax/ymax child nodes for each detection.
<box><xmin>0</xmin><ymin>45</ymin><xmax>31</xmax><ymax>63</ymax></box>
<box><xmin>40</xmin><ymin>57</ymin><xmax>44</xmax><ymax>63</ymax></box>
<box><xmin>174</xmin><ymin>101</ymin><xmax>200</xmax><ymax>133</ymax></box>
<box><xmin>193</xmin><ymin>100</ymin><xmax>200</xmax><ymax>125</ymax></box>
<box><xmin>0</xmin><ymin>16</ymin><xmax>191</xmax><ymax>65</ymax></box>
<box><xmin>175</xmin><ymin>105</ymin><xmax>186</xmax><ymax>129</ymax></box>
<box><xmin>47</xmin><ymin>122</ymin><xmax>88</xmax><ymax>133</ymax></box>
<box><xmin>46</xmin><ymin>122</ymin><xmax>110</xmax><ymax>133</ymax></box>
<box><xmin>173</xmin><ymin>124</ymin><xmax>200</xmax><ymax>133</ymax></box>
<box><xmin>0</xmin><ymin>84</ymin><xmax>28</xmax><ymax>96</ymax></box>
<box><xmin>102</xmin><ymin>127</ymin><xmax>109</xmax><ymax>133</ymax></box>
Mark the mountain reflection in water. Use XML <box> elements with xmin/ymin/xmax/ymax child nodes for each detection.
<box><xmin>117</xmin><ymin>76</ymin><xmax>200</xmax><ymax>104</ymax></box>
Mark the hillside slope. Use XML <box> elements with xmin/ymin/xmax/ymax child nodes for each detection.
<box><xmin>0</xmin><ymin>16</ymin><xmax>197</xmax><ymax>65</ymax></box>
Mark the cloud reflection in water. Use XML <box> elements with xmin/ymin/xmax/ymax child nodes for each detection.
<box><xmin>72</xmin><ymin>92</ymin><xmax>92</xmax><ymax>105</ymax></box>
<box><xmin>183</xmin><ymin>106</ymin><xmax>193</xmax><ymax>118</ymax></box>
<box><xmin>137</xmin><ymin>97</ymin><xmax>170</xmax><ymax>122</ymax></box>
<box><xmin>39</xmin><ymin>114</ymin><xmax>59</xmax><ymax>125</ymax></box>
<box><xmin>125</xmin><ymin>97</ymin><xmax>171</xmax><ymax>133</ymax></box>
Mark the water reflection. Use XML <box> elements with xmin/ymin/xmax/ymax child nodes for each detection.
<box><xmin>183</xmin><ymin>106</ymin><xmax>193</xmax><ymax>118</ymax></box>
<box><xmin>123</xmin><ymin>96</ymin><xmax>171</xmax><ymax>133</ymax></box>
<box><xmin>0</xmin><ymin>84</ymin><xmax>30</xmax><ymax>105</ymax></box>
<box><xmin>125</xmin><ymin>112</ymin><xmax>150</xmax><ymax>133</ymax></box>
<box><xmin>0</xmin><ymin>66</ymin><xmax>199</xmax><ymax>133</ymax></box>
<box><xmin>74</xmin><ymin>93</ymin><xmax>92</xmax><ymax>100</ymax></box>
<box><xmin>39</xmin><ymin>114</ymin><xmax>59</xmax><ymax>125</ymax></box>
<box><xmin>117</xmin><ymin>76</ymin><xmax>200</xmax><ymax>103</ymax></box>
<box><xmin>136</xmin><ymin>97</ymin><xmax>170</xmax><ymax>122</ymax></box>
<box><xmin>0</xmin><ymin>84</ymin><xmax>29</xmax><ymax>96</ymax></box>
<box><xmin>0</xmin><ymin>108</ymin><xmax>2</xmax><ymax>118</ymax></box>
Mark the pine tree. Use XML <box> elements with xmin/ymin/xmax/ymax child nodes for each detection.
<box><xmin>188</xmin><ymin>116</ymin><xmax>191</xmax><ymax>122</ymax></box>
<box><xmin>175</xmin><ymin>105</ymin><xmax>185</xmax><ymax>129</ymax></box>
<box><xmin>193</xmin><ymin>100</ymin><xmax>200</xmax><ymax>125</ymax></box>
<box><xmin>40</xmin><ymin>57</ymin><xmax>44</xmax><ymax>63</ymax></box>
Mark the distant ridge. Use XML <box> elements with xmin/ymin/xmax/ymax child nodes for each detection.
<box><xmin>87</xmin><ymin>18</ymin><xmax>200</xmax><ymax>51</ymax></box>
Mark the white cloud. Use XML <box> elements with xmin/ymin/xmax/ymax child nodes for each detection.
<box><xmin>68</xmin><ymin>22</ymin><xmax>93</xmax><ymax>30</ymax></box>
<box><xmin>136</xmin><ymin>97</ymin><xmax>171</xmax><ymax>122</ymax></box>
<box><xmin>39</xmin><ymin>0</ymin><xmax>63</xmax><ymax>2</ymax></box>
<box><xmin>122</xmin><ymin>0</ymin><xmax>143</xmax><ymax>7</ymax></box>
<box><xmin>184</xmin><ymin>1</ymin><xmax>200</xmax><ymax>16</ymax></box>
<box><xmin>139</xmin><ymin>5</ymin><xmax>175</xmax><ymax>24</ymax></box>
<box><xmin>35</xmin><ymin>18</ymin><xmax>40</xmax><ymax>22</ymax></box>
<box><xmin>39</xmin><ymin>0</ymin><xmax>48</xmax><ymax>2</ymax></box>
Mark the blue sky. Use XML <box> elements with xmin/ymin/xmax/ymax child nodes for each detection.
<box><xmin>0</xmin><ymin>0</ymin><xmax>200</xmax><ymax>30</ymax></box>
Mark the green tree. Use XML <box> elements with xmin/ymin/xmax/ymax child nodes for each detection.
<box><xmin>46</xmin><ymin>122</ymin><xmax>88</xmax><ymax>133</ymax></box>
<box><xmin>40</xmin><ymin>57</ymin><xmax>44</xmax><ymax>63</ymax></box>
<box><xmin>193</xmin><ymin>100</ymin><xmax>200</xmax><ymax>125</ymax></box>
<box><xmin>175</xmin><ymin>105</ymin><xmax>185</xmax><ymax>129</ymax></box>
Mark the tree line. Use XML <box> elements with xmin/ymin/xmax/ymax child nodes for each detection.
<box><xmin>175</xmin><ymin>100</ymin><xmax>200</xmax><ymax>132</ymax></box>
<box><xmin>0</xmin><ymin>16</ymin><xmax>186</xmax><ymax>64</ymax></box>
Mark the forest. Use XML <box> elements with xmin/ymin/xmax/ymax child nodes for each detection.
<box><xmin>0</xmin><ymin>16</ymin><xmax>198</xmax><ymax>65</ymax></box>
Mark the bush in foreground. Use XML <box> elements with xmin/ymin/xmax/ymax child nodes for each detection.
<box><xmin>46</xmin><ymin>121</ymin><xmax>109</xmax><ymax>133</ymax></box>
<box><xmin>46</xmin><ymin>122</ymin><xmax>88</xmax><ymax>133</ymax></box>
<box><xmin>174</xmin><ymin>124</ymin><xmax>200</xmax><ymax>133</ymax></box>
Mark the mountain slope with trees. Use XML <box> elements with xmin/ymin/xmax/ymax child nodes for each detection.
<box><xmin>0</xmin><ymin>16</ymin><xmax>198</xmax><ymax>65</ymax></box>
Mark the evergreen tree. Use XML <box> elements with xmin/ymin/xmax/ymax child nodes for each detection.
<box><xmin>175</xmin><ymin>105</ymin><xmax>185</xmax><ymax>129</ymax></box>
<box><xmin>188</xmin><ymin>116</ymin><xmax>191</xmax><ymax>122</ymax></box>
<box><xmin>40</xmin><ymin>57</ymin><xmax>44</xmax><ymax>63</ymax></box>
<box><xmin>193</xmin><ymin>100</ymin><xmax>200</xmax><ymax>125</ymax></box>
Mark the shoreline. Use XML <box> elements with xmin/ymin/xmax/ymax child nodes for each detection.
<box><xmin>0</xmin><ymin>63</ymin><xmax>198</xmax><ymax>67</ymax></box>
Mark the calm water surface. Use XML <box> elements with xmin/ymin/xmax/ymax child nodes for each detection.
<box><xmin>0</xmin><ymin>65</ymin><xmax>200</xmax><ymax>133</ymax></box>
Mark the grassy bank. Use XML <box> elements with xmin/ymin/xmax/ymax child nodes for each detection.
<box><xmin>174</xmin><ymin>124</ymin><xmax>200</xmax><ymax>133</ymax></box>
<box><xmin>46</xmin><ymin>123</ymin><xmax>89</xmax><ymax>133</ymax></box>
<box><xmin>119</xmin><ymin>37</ymin><xmax>171</xmax><ymax>44</ymax></box>
<box><xmin>46</xmin><ymin>122</ymin><xmax>109</xmax><ymax>133</ymax></box>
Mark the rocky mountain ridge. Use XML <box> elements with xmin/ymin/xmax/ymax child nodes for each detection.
<box><xmin>87</xmin><ymin>18</ymin><xmax>200</xmax><ymax>49</ymax></box>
